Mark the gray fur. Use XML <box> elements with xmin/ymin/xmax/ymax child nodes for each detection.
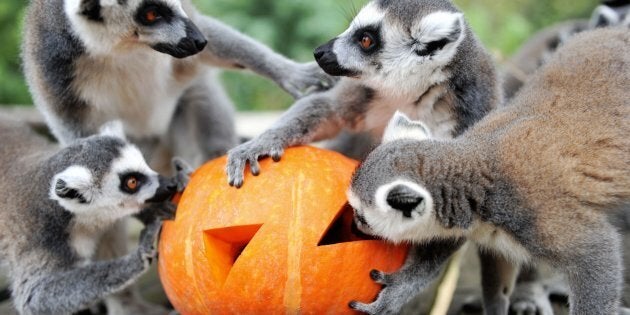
<box><xmin>503</xmin><ymin>2</ymin><xmax>630</xmax><ymax>99</ymax></box>
<box><xmin>349</xmin><ymin>238</ymin><xmax>465</xmax><ymax>314</ymax></box>
<box><xmin>0</xmin><ymin>118</ymin><xmax>185</xmax><ymax>315</ymax></box>
<box><xmin>349</xmin><ymin>28</ymin><xmax>630</xmax><ymax>314</ymax></box>
<box><xmin>226</xmin><ymin>0</ymin><xmax>500</xmax><ymax>188</ymax></box>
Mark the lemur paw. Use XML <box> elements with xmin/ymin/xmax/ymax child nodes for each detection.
<box><xmin>348</xmin><ymin>269</ymin><xmax>409</xmax><ymax>315</ymax></box>
<box><xmin>282</xmin><ymin>61</ymin><xmax>337</xmax><ymax>99</ymax></box>
<box><xmin>138</xmin><ymin>220</ymin><xmax>162</xmax><ymax>267</ymax></box>
<box><xmin>509</xmin><ymin>280</ymin><xmax>559</xmax><ymax>315</ymax></box>
<box><xmin>136</xmin><ymin>202</ymin><xmax>177</xmax><ymax>225</ymax></box>
<box><xmin>226</xmin><ymin>138</ymin><xmax>285</xmax><ymax>188</ymax></box>
<box><xmin>172</xmin><ymin>157</ymin><xmax>193</xmax><ymax>192</ymax></box>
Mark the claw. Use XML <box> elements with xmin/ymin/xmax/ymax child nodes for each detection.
<box><xmin>250</xmin><ymin>159</ymin><xmax>261</xmax><ymax>176</ymax></box>
<box><xmin>348</xmin><ymin>301</ymin><xmax>371</xmax><ymax>314</ymax></box>
<box><xmin>370</xmin><ymin>270</ymin><xmax>386</xmax><ymax>284</ymax></box>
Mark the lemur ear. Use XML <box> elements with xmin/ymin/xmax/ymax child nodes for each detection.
<box><xmin>50</xmin><ymin>166</ymin><xmax>93</xmax><ymax>205</ymax></box>
<box><xmin>590</xmin><ymin>5</ymin><xmax>621</xmax><ymax>28</ymax></box>
<box><xmin>413</xmin><ymin>11</ymin><xmax>464</xmax><ymax>56</ymax></box>
<box><xmin>382</xmin><ymin>111</ymin><xmax>431</xmax><ymax>143</ymax></box>
<box><xmin>99</xmin><ymin>121</ymin><xmax>126</xmax><ymax>140</ymax></box>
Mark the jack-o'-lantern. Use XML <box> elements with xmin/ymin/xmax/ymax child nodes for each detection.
<box><xmin>159</xmin><ymin>146</ymin><xmax>409</xmax><ymax>314</ymax></box>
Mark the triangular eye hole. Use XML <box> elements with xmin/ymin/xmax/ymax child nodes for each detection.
<box><xmin>318</xmin><ymin>203</ymin><xmax>375</xmax><ymax>246</ymax></box>
<box><xmin>204</xmin><ymin>224</ymin><xmax>263</xmax><ymax>286</ymax></box>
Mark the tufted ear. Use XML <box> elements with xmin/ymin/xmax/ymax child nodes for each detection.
<box><xmin>382</xmin><ymin>111</ymin><xmax>431</xmax><ymax>143</ymax></box>
<box><xmin>99</xmin><ymin>120</ymin><xmax>126</xmax><ymax>140</ymax></box>
<box><xmin>50</xmin><ymin>166</ymin><xmax>93</xmax><ymax>205</ymax></box>
<box><xmin>412</xmin><ymin>11</ymin><xmax>464</xmax><ymax>57</ymax></box>
<box><xmin>590</xmin><ymin>5</ymin><xmax>621</xmax><ymax>28</ymax></box>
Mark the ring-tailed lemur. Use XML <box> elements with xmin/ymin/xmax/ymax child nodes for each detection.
<box><xmin>22</xmin><ymin>0</ymin><xmax>334</xmax><ymax>170</ymax></box>
<box><xmin>226</xmin><ymin>0</ymin><xmax>500</xmax><ymax>187</ymax></box>
<box><xmin>0</xmin><ymin>118</ymin><xmax>191</xmax><ymax>315</ymax></box>
<box><xmin>503</xmin><ymin>0</ymin><xmax>630</xmax><ymax>99</ymax></box>
<box><xmin>348</xmin><ymin>27</ymin><xmax>630</xmax><ymax>315</ymax></box>
<box><xmin>22</xmin><ymin>2</ymin><xmax>331</xmax><ymax>312</ymax></box>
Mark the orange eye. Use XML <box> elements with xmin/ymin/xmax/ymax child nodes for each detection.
<box><xmin>145</xmin><ymin>10</ymin><xmax>158</xmax><ymax>23</ymax></box>
<box><xmin>360</xmin><ymin>34</ymin><xmax>374</xmax><ymax>50</ymax></box>
<box><xmin>126</xmin><ymin>177</ymin><xmax>138</xmax><ymax>191</ymax></box>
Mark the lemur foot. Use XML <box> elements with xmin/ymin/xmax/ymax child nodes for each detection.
<box><xmin>349</xmin><ymin>270</ymin><xmax>411</xmax><ymax>315</ymax></box>
<box><xmin>172</xmin><ymin>157</ymin><xmax>193</xmax><ymax>193</ymax></box>
<box><xmin>281</xmin><ymin>61</ymin><xmax>337</xmax><ymax>99</ymax></box>
<box><xmin>509</xmin><ymin>277</ymin><xmax>567</xmax><ymax>315</ymax></box>
<box><xmin>138</xmin><ymin>220</ymin><xmax>162</xmax><ymax>268</ymax></box>
<box><xmin>226</xmin><ymin>137</ymin><xmax>285</xmax><ymax>188</ymax></box>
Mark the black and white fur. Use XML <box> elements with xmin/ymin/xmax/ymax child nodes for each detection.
<box><xmin>0</xmin><ymin>118</ymin><xmax>188</xmax><ymax>315</ymax></box>
<box><xmin>503</xmin><ymin>0</ymin><xmax>630</xmax><ymax>99</ymax></box>
<box><xmin>22</xmin><ymin>0</ymin><xmax>333</xmax><ymax>169</ymax></box>
<box><xmin>226</xmin><ymin>0</ymin><xmax>500</xmax><ymax>188</ymax></box>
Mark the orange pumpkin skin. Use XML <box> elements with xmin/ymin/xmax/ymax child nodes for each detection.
<box><xmin>159</xmin><ymin>146</ymin><xmax>409</xmax><ymax>315</ymax></box>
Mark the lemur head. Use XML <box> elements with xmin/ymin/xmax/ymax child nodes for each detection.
<box><xmin>65</xmin><ymin>0</ymin><xmax>207</xmax><ymax>57</ymax></box>
<box><xmin>314</xmin><ymin>0</ymin><xmax>468</xmax><ymax>96</ymax></box>
<box><xmin>348</xmin><ymin>112</ymin><xmax>437</xmax><ymax>243</ymax></box>
<box><xmin>50</xmin><ymin>121</ymin><xmax>176</xmax><ymax>222</ymax></box>
<box><xmin>590</xmin><ymin>2</ymin><xmax>630</xmax><ymax>28</ymax></box>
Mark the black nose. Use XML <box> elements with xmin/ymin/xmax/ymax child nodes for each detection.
<box><xmin>146</xmin><ymin>175</ymin><xmax>177</xmax><ymax>203</ymax></box>
<box><xmin>314</xmin><ymin>47</ymin><xmax>326</xmax><ymax>60</ymax></box>
<box><xmin>313</xmin><ymin>38</ymin><xmax>357</xmax><ymax>77</ymax></box>
<box><xmin>386</xmin><ymin>185</ymin><xmax>424</xmax><ymax>218</ymax></box>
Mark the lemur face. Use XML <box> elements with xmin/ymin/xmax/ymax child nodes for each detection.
<box><xmin>314</xmin><ymin>0</ymin><xmax>466</xmax><ymax>94</ymax></box>
<box><xmin>50</xmin><ymin>122</ymin><xmax>176</xmax><ymax>221</ymax></box>
<box><xmin>65</xmin><ymin>0</ymin><xmax>207</xmax><ymax>57</ymax></box>
<box><xmin>348</xmin><ymin>112</ymin><xmax>437</xmax><ymax>243</ymax></box>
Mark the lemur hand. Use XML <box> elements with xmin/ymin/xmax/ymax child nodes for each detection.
<box><xmin>138</xmin><ymin>220</ymin><xmax>162</xmax><ymax>268</ymax></box>
<box><xmin>172</xmin><ymin>157</ymin><xmax>193</xmax><ymax>192</ymax></box>
<box><xmin>349</xmin><ymin>270</ymin><xmax>415</xmax><ymax>315</ymax></box>
<box><xmin>226</xmin><ymin>135</ymin><xmax>286</xmax><ymax>188</ymax></box>
<box><xmin>281</xmin><ymin>61</ymin><xmax>337</xmax><ymax>99</ymax></box>
<box><xmin>135</xmin><ymin>202</ymin><xmax>177</xmax><ymax>225</ymax></box>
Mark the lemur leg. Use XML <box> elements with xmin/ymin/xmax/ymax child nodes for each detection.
<box><xmin>561</xmin><ymin>227</ymin><xmax>622</xmax><ymax>315</ymax></box>
<box><xmin>168</xmin><ymin>73</ymin><xmax>238</xmax><ymax>167</ymax></box>
<box><xmin>14</xmin><ymin>221</ymin><xmax>162</xmax><ymax>315</ymax></box>
<box><xmin>186</xmin><ymin>7</ymin><xmax>335</xmax><ymax>98</ymax></box>
<box><xmin>479</xmin><ymin>251</ymin><xmax>519</xmax><ymax>315</ymax></box>
<box><xmin>226</xmin><ymin>90</ymin><xmax>341</xmax><ymax>187</ymax></box>
<box><xmin>349</xmin><ymin>239</ymin><xmax>465</xmax><ymax>315</ymax></box>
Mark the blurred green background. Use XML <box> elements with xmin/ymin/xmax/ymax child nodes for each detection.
<box><xmin>0</xmin><ymin>0</ymin><xmax>597</xmax><ymax>110</ymax></box>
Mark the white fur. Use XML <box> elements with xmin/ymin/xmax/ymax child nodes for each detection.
<box><xmin>382</xmin><ymin>111</ymin><xmax>431</xmax><ymax>143</ymax></box>
<box><xmin>99</xmin><ymin>120</ymin><xmax>127</xmax><ymax>140</ymax></box>
<box><xmin>343</xmin><ymin>2</ymin><xmax>385</xmax><ymax>36</ymax></box>
<box><xmin>590</xmin><ymin>5</ymin><xmax>620</xmax><ymax>28</ymax></box>
<box><xmin>413</xmin><ymin>11</ymin><xmax>464</xmax><ymax>43</ymax></box>
<box><xmin>347</xmin><ymin>180</ymin><xmax>463</xmax><ymax>244</ymax></box>
<box><xmin>72</xmin><ymin>51</ymin><xmax>192</xmax><ymax>137</ymax></box>
<box><xmin>470</xmin><ymin>222</ymin><xmax>531</xmax><ymax>265</ymax></box>
<box><xmin>50</xmin><ymin>166</ymin><xmax>95</xmax><ymax>211</ymax></box>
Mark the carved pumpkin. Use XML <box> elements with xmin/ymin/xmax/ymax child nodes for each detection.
<box><xmin>158</xmin><ymin>146</ymin><xmax>409</xmax><ymax>314</ymax></box>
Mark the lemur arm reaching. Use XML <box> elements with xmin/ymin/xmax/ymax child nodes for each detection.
<box><xmin>226</xmin><ymin>81</ymin><xmax>369</xmax><ymax>188</ymax></box>
<box><xmin>15</xmin><ymin>221</ymin><xmax>162</xmax><ymax>315</ymax></box>
<box><xmin>189</xmin><ymin>13</ymin><xmax>335</xmax><ymax>99</ymax></box>
<box><xmin>350</xmin><ymin>239</ymin><xmax>465</xmax><ymax>315</ymax></box>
